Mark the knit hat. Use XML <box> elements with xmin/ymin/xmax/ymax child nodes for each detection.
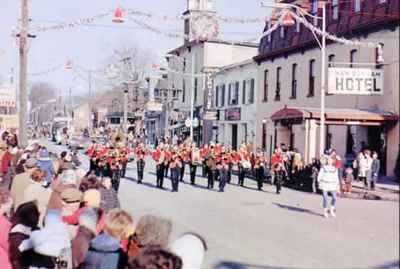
<box><xmin>60</xmin><ymin>170</ymin><xmax>77</xmax><ymax>185</ymax></box>
<box><xmin>83</xmin><ymin>189</ymin><xmax>101</xmax><ymax>208</ymax></box>
<box><xmin>79</xmin><ymin>208</ymin><xmax>98</xmax><ymax>234</ymax></box>
<box><xmin>25</xmin><ymin>158</ymin><xmax>38</xmax><ymax>168</ymax></box>
<box><xmin>169</xmin><ymin>233</ymin><xmax>207</xmax><ymax>269</ymax></box>
<box><xmin>61</xmin><ymin>188</ymin><xmax>82</xmax><ymax>204</ymax></box>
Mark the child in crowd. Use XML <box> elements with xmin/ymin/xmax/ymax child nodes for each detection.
<box><xmin>343</xmin><ymin>167</ymin><xmax>354</xmax><ymax>194</ymax></box>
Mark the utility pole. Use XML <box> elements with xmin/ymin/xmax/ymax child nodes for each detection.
<box><xmin>18</xmin><ymin>0</ymin><xmax>29</xmax><ymax>147</ymax></box>
<box><xmin>319</xmin><ymin>3</ymin><xmax>327</xmax><ymax>156</ymax></box>
<box><xmin>88</xmin><ymin>70</ymin><xmax>92</xmax><ymax>133</ymax></box>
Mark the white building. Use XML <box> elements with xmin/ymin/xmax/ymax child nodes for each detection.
<box><xmin>253</xmin><ymin>0</ymin><xmax>399</xmax><ymax>176</ymax></box>
<box><xmin>166</xmin><ymin>0</ymin><xmax>258</xmax><ymax>145</ymax></box>
<box><xmin>212</xmin><ymin>59</ymin><xmax>258</xmax><ymax>150</ymax></box>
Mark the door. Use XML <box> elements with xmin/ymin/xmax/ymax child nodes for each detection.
<box><xmin>368</xmin><ymin>126</ymin><xmax>386</xmax><ymax>175</ymax></box>
<box><xmin>232</xmin><ymin>124</ymin><xmax>238</xmax><ymax>150</ymax></box>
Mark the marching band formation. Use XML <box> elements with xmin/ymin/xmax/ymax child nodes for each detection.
<box><xmin>85</xmin><ymin>138</ymin><xmax>272</xmax><ymax>193</ymax></box>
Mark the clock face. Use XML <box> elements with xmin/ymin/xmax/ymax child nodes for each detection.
<box><xmin>191</xmin><ymin>13</ymin><xmax>219</xmax><ymax>41</ymax></box>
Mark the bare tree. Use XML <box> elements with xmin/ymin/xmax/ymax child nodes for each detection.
<box><xmin>29</xmin><ymin>81</ymin><xmax>57</xmax><ymax>109</ymax></box>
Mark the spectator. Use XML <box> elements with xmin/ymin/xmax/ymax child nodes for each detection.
<box><xmin>71</xmin><ymin>208</ymin><xmax>98</xmax><ymax>268</ymax></box>
<box><xmin>47</xmin><ymin>169</ymin><xmax>78</xmax><ymax>211</ymax></box>
<box><xmin>359</xmin><ymin>150</ymin><xmax>373</xmax><ymax>190</ymax></box>
<box><xmin>18</xmin><ymin>210</ymin><xmax>72</xmax><ymax>269</ymax></box>
<box><xmin>23</xmin><ymin>169</ymin><xmax>52</xmax><ymax>224</ymax></box>
<box><xmin>10</xmin><ymin>158</ymin><xmax>38</xmax><ymax>209</ymax></box>
<box><xmin>82</xmin><ymin>209</ymin><xmax>135</xmax><ymax>269</ymax></box>
<box><xmin>343</xmin><ymin>167</ymin><xmax>354</xmax><ymax>194</ymax></box>
<box><xmin>127</xmin><ymin>246</ymin><xmax>183</xmax><ymax>269</ymax></box>
<box><xmin>100</xmin><ymin>177</ymin><xmax>120</xmax><ymax>213</ymax></box>
<box><xmin>8</xmin><ymin>201</ymin><xmax>54</xmax><ymax>269</ymax></box>
<box><xmin>127</xmin><ymin>215</ymin><xmax>172</xmax><ymax>259</ymax></box>
<box><xmin>371</xmin><ymin>151</ymin><xmax>381</xmax><ymax>191</ymax></box>
<box><xmin>317</xmin><ymin>157</ymin><xmax>340</xmax><ymax>218</ymax></box>
<box><xmin>37</xmin><ymin>148</ymin><xmax>55</xmax><ymax>187</ymax></box>
<box><xmin>169</xmin><ymin>233</ymin><xmax>207</xmax><ymax>269</ymax></box>
<box><xmin>0</xmin><ymin>190</ymin><xmax>13</xmax><ymax>269</ymax></box>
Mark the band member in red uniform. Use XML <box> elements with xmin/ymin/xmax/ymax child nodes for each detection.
<box><xmin>170</xmin><ymin>154</ymin><xmax>182</xmax><ymax>192</ymax></box>
<box><xmin>135</xmin><ymin>145</ymin><xmax>146</xmax><ymax>184</ymax></box>
<box><xmin>153</xmin><ymin>146</ymin><xmax>166</xmax><ymax>189</ymax></box>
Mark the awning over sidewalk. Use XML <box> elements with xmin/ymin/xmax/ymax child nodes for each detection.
<box><xmin>270</xmin><ymin>106</ymin><xmax>399</xmax><ymax>125</ymax></box>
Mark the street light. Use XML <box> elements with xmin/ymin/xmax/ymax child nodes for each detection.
<box><xmin>262</xmin><ymin>1</ymin><xmax>327</xmax><ymax>156</ymax></box>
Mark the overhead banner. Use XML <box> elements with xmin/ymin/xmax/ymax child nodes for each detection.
<box><xmin>328</xmin><ymin>68</ymin><xmax>384</xmax><ymax>95</ymax></box>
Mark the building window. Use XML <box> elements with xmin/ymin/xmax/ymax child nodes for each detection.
<box><xmin>249</xmin><ymin>79</ymin><xmax>255</xmax><ymax>104</ymax></box>
<box><xmin>215</xmin><ymin>85</ymin><xmax>219</xmax><ymax>107</ymax></box>
<box><xmin>194</xmin><ymin>77</ymin><xmax>198</xmax><ymax>102</ymax></box>
<box><xmin>263</xmin><ymin>70</ymin><xmax>268</xmax><ymax>102</ymax></box>
<box><xmin>275</xmin><ymin>67</ymin><xmax>281</xmax><ymax>101</ymax></box>
<box><xmin>291</xmin><ymin>64</ymin><xmax>297</xmax><ymax>99</ymax></box>
<box><xmin>328</xmin><ymin>54</ymin><xmax>335</xmax><ymax>67</ymax></box>
<box><xmin>311</xmin><ymin>0</ymin><xmax>318</xmax><ymax>14</ymax></box>
<box><xmin>228</xmin><ymin>83</ymin><xmax>232</xmax><ymax>105</ymax></box>
<box><xmin>262</xmin><ymin>122</ymin><xmax>267</xmax><ymax>150</ymax></box>
<box><xmin>221</xmin><ymin>84</ymin><xmax>226</xmax><ymax>107</ymax></box>
<box><xmin>332</xmin><ymin>0</ymin><xmax>339</xmax><ymax>20</ymax></box>
<box><xmin>376</xmin><ymin>43</ymin><xmax>384</xmax><ymax>68</ymax></box>
<box><xmin>233</xmin><ymin>81</ymin><xmax>239</xmax><ymax>105</ymax></box>
<box><xmin>355</xmin><ymin>0</ymin><xmax>361</xmax><ymax>12</ymax></box>
<box><xmin>182</xmin><ymin>79</ymin><xmax>186</xmax><ymax>102</ymax></box>
<box><xmin>308</xmin><ymin>59</ymin><xmax>315</xmax><ymax>97</ymax></box>
<box><xmin>350</xmin><ymin>49</ymin><xmax>357</xmax><ymax>68</ymax></box>
<box><xmin>242</xmin><ymin>80</ymin><xmax>246</xmax><ymax>105</ymax></box>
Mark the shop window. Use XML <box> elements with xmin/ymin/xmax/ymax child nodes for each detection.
<box><xmin>355</xmin><ymin>0</ymin><xmax>361</xmax><ymax>12</ymax></box>
<box><xmin>328</xmin><ymin>54</ymin><xmax>335</xmax><ymax>67</ymax></box>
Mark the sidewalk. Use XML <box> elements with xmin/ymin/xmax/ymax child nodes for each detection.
<box><xmin>340</xmin><ymin>178</ymin><xmax>399</xmax><ymax>202</ymax></box>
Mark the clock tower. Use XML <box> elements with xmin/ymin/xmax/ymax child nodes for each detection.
<box><xmin>184</xmin><ymin>0</ymin><xmax>217</xmax><ymax>44</ymax></box>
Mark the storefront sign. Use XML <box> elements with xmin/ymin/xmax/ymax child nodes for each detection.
<box><xmin>0</xmin><ymin>85</ymin><xmax>16</xmax><ymax>107</ymax></box>
<box><xmin>328</xmin><ymin>68</ymin><xmax>383</xmax><ymax>95</ymax></box>
<box><xmin>225</xmin><ymin>108</ymin><xmax>241</xmax><ymax>121</ymax></box>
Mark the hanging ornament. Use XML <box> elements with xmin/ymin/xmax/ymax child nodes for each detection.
<box><xmin>65</xmin><ymin>60</ymin><xmax>73</xmax><ymax>70</ymax></box>
<box><xmin>282</xmin><ymin>12</ymin><xmax>295</xmax><ymax>27</ymax></box>
<box><xmin>191</xmin><ymin>13</ymin><xmax>219</xmax><ymax>41</ymax></box>
<box><xmin>112</xmin><ymin>6</ymin><xmax>124</xmax><ymax>23</ymax></box>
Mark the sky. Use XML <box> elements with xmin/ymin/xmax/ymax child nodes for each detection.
<box><xmin>0</xmin><ymin>0</ymin><xmax>268</xmax><ymax>96</ymax></box>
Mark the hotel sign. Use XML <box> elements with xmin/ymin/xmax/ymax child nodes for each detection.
<box><xmin>328</xmin><ymin>68</ymin><xmax>383</xmax><ymax>95</ymax></box>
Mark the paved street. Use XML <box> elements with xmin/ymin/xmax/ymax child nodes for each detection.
<box><xmin>45</xmin><ymin>141</ymin><xmax>400</xmax><ymax>269</ymax></box>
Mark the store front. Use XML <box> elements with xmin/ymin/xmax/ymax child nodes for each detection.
<box><xmin>269</xmin><ymin>106</ymin><xmax>398</xmax><ymax>175</ymax></box>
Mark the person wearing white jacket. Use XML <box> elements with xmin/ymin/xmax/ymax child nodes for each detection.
<box><xmin>318</xmin><ymin>157</ymin><xmax>340</xmax><ymax>218</ymax></box>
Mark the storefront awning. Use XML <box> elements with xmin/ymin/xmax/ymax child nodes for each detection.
<box><xmin>270</xmin><ymin>106</ymin><xmax>398</xmax><ymax>125</ymax></box>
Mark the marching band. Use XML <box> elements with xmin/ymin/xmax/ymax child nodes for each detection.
<box><xmin>85</xmin><ymin>139</ymin><xmax>272</xmax><ymax>193</ymax></box>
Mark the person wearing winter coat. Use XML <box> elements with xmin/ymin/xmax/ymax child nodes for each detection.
<box><xmin>274</xmin><ymin>163</ymin><xmax>285</xmax><ymax>194</ymax></box>
<box><xmin>370</xmin><ymin>152</ymin><xmax>380</xmax><ymax>191</ymax></box>
<box><xmin>82</xmin><ymin>209</ymin><xmax>135</xmax><ymax>269</ymax></box>
<box><xmin>37</xmin><ymin>148</ymin><xmax>55</xmax><ymax>186</ymax></box>
<box><xmin>10</xmin><ymin>158</ymin><xmax>38</xmax><ymax>209</ymax></box>
<box><xmin>18</xmin><ymin>210</ymin><xmax>73</xmax><ymax>269</ymax></box>
<box><xmin>47</xmin><ymin>169</ymin><xmax>78</xmax><ymax>211</ymax></box>
<box><xmin>358</xmin><ymin>150</ymin><xmax>373</xmax><ymax>190</ymax></box>
<box><xmin>100</xmin><ymin>177</ymin><xmax>120</xmax><ymax>213</ymax></box>
<box><xmin>0</xmin><ymin>190</ymin><xmax>13</xmax><ymax>269</ymax></box>
<box><xmin>8</xmin><ymin>201</ymin><xmax>54</xmax><ymax>269</ymax></box>
<box><xmin>23</xmin><ymin>169</ymin><xmax>52</xmax><ymax>225</ymax></box>
<box><xmin>317</xmin><ymin>157</ymin><xmax>340</xmax><ymax>218</ymax></box>
<box><xmin>71</xmin><ymin>208</ymin><xmax>98</xmax><ymax>268</ymax></box>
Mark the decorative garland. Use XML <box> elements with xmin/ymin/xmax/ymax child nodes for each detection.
<box><xmin>290</xmin><ymin>11</ymin><xmax>382</xmax><ymax>49</ymax></box>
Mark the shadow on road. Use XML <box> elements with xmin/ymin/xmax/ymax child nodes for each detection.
<box><xmin>273</xmin><ymin>203</ymin><xmax>324</xmax><ymax>217</ymax></box>
<box><xmin>124</xmin><ymin>176</ymin><xmax>170</xmax><ymax>192</ymax></box>
<box><xmin>214</xmin><ymin>261</ymin><xmax>295</xmax><ymax>269</ymax></box>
